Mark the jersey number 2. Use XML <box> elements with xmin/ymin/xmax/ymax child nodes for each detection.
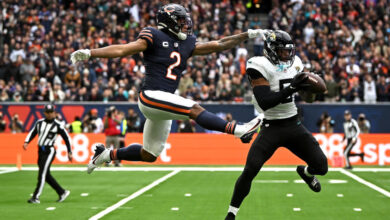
<box><xmin>166</xmin><ymin>51</ymin><xmax>181</xmax><ymax>80</ymax></box>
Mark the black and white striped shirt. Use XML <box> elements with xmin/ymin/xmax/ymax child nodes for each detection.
<box><xmin>25</xmin><ymin>118</ymin><xmax>72</xmax><ymax>153</ymax></box>
<box><xmin>343</xmin><ymin>119</ymin><xmax>360</xmax><ymax>139</ymax></box>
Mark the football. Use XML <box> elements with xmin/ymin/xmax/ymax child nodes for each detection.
<box><xmin>301</xmin><ymin>72</ymin><xmax>327</xmax><ymax>94</ymax></box>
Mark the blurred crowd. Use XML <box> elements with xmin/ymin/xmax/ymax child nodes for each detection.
<box><xmin>0</xmin><ymin>0</ymin><xmax>253</xmax><ymax>103</ymax></box>
<box><xmin>271</xmin><ymin>0</ymin><xmax>390</xmax><ymax>102</ymax></box>
<box><xmin>0</xmin><ymin>0</ymin><xmax>389</xmax><ymax>104</ymax></box>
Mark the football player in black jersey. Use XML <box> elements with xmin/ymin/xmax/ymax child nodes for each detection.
<box><xmin>71</xmin><ymin>4</ymin><xmax>265</xmax><ymax>173</ymax></box>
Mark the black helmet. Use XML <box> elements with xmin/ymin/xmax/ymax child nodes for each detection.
<box><xmin>157</xmin><ymin>4</ymin><xmax>192</xmax><ymax>40</ymax></box>
<box><xmin>264</xmin><ymin>30</ymin><xmax>296</xmax><ymax>67</ymax></box>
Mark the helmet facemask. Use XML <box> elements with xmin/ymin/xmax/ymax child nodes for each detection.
<box><xmin>157</xmin><ymin>4</ymin><xmax>193</xmax><ymax>40</ymax></box>
<box><xmin>264</xmin><ymin>30</ymin><xmax>296</xmax><ymax>68</ymax></box>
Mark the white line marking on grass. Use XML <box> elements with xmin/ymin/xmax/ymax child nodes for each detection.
<box><xmin>1</xmin><ymin>166</ymin><xmax>390</xmax><ymax>172</ymax></box>
<box><xmin>337</xmin><ymin>194</ymin><xmax>344</xmax><ymax>197</ymax></box>
<box><xmin>185</xmin><ymin>193</ymin><xmax>192</xmax><ymax>197</ymax></box>
<box><xmin>293</xmin><ymin>208</ymin><xmax>301</xmax><ymax>211</ymax></box>
<box><xmin>254</xmin><ymin>180</ymin><xmax>289</xmax><ymax>183</ymax></box>
<box><xmin>353</xmin><ymin>208</ymin><xmax>362</xmax><ymax>212</ymax></box>
<box><xmin>46</xmin><ymin>207</ymin><xmax>56</xmax><ymax>211</ymax></box>
<box><xmin>286</xmin><ymin>194</ymin><xmax>293</xmax><ymax>197</ymax></box>
<box><xmin>89</xmin><ymin>170</ymin><xmax>180</xmax><ymax>220</ymax></box>
<box><xmin>329</xmin><ymin>179</ymin><xmax>348</xmax><ymax>184</ymax></box>
<box><xmin>171</xmin><ymin>207</ymin><xmax>179</xmax><ymax>211</ymax></box>
<box><xmin>81</xmin><ymin>193</ymin><xmax>89</xmax><ymax>197</ymax></box>
<box><xmin>294</xmin><ymin>180</ymin><xmax>305</xmax><ymax>183</ymax></box>
<box><xmin>0</xmin><ymin>168</ymin><xmax>18</xmax><ymax>174</ymax></box>
<box><xmin>340</xmin><ymin>169</ymin><xmax>390</xmax><ymax>198</ymax></box>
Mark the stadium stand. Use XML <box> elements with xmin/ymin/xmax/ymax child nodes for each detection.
<box><xmin>0</xmin><ymin>0</ymin><xmax>389</xmax><ymax>104</ymax></box>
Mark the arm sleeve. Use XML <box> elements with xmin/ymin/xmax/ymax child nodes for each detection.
<box><xmin>59</xmin><ymin>125</ymin><xmax>72</xmax><ymax>153</ymax></box>
<box><xmin>248</xmin><ymin>67</ymin><xmax>295</xmax><ymax>111</ymax></box>
<box><xmin>25</xmin><ymin>121</ymin><xmax>38</xmax><ymax>143</ymax></box>
<box><xmin>352</xmin><ymin>119</ymin><xmax>360</xmax><ymax>138</ymax></box>
<box><xmin>253</xmin><ymin>85</ymin><xmax>295</xmax><ymax>111</ymax></box>
<box><xmin>137</xmin><ymin>28</ymin><xmax>154</xmax><ymax>49</ymax></box>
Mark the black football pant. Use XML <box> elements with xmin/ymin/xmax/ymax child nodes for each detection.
<box><xmin>229</xmin><ymin>115</ymin><xmax>328</xmax><ymax>208</ymax></box>
<box><xmin>344</xmin><ymin>138</ymin><xmax>362</xmax><ymax>168</ymax></box>
<box><xmin>32</xmin><ymin>147</ymin><xmax>65</xmax><ymax>199</ymax></box>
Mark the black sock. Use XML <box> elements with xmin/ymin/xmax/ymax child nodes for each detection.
<box><xmin>112</xmin><ymin>144</ymin><xmax>142</xmax><ymax>161</ymax></box>
<box><xmin>195</xmin><ymin>110</ymin><xmax>236</xmax><ymax>134</ymax></box>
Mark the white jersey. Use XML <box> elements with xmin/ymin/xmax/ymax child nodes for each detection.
<box><xmin>247</xmin><ymin>55</ymin><xmax>304</xmax><ymax>120</ymax></box>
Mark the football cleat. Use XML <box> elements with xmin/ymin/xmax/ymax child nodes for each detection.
<box><xmin>57</xmin><ymin>190</ymin><xmax>70</xmax><ymax>202</ymax></box>
<box><xmin>87</xmin><ymin>144</ymin><xmax>111</xmax><ymax>174</ymax></box>
<box><xmin>296</xmin><ymin>165</ymin><xmax>321</xmax><ymax>192</ymax></box>
<box><xmin>234</xmin><ymin>115</ymin><xmax>263</xmax><ymax>143</ymax></box>
<box><xmin>27</xmin><ymin>198</ymin><xmax>40</xmax><ymax>204</ymax></box>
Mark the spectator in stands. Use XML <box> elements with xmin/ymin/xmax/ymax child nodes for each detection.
<box><xmin>0</xmin><ymin>1</ymin><xmax>389</xmax><ymax>103</ymax></box>
<box><xmin>324</xmin><ymin>73</ymin><xmax>339</xmax><ymax>102</ymax></box>
<box><xmin>126</xmin><ymin>108</ymin><xmax>141</xmax><ymax>133</ymax></box>
<box><xmin>9</xmin><ymin>113</ymin><xmax>23</xmax><ymax>133</ymax></box>
<box><xmin>0</xmin><ymin>112</ymin><xmax>7</xmax><ymax>132</ymax></box>
<box><xmin>357</xmin><ymin>113</ymin><xmax>371</xmax><ymax>134</ymax></box>
<box><xmin>104</xmin><ymin>106</ymin><xmax>121</xmax><ymax>166</ymax></box>
<box><xmin>363</xmin><ymin>74</ymin><xmax>377</xmax><ymax>103</ymax></box>
<box><xmin>69</xmin><ymin>116</ymin><xmax>82</xmax><ymax>133</ymax></box>
<box><xmin>316</xmin><ymin>112</ymin><xmax>335</xmax><ymax>133</ymax></box>
<box><xmin>376</xmin><ymin>75</ymin><xmax>389</xmax><ymax>101</ymax></box>
<box><xmin>90</xmin><ymin>109</ymin><xmax>104</xmax><ymax>133</ymax></box>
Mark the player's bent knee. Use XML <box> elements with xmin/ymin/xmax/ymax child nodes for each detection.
<box><xmin>189</xmin><ymin>104</ymin><xmax>205</xmax><ymax>119</ymax></box>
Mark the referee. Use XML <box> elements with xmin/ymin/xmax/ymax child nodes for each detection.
<box><xmin>23</xmin><ymin>104</ymin><xmax>73</xmax><ymax>204</ymax></box>
<box><xmin>343</xmin><ymin>110</ymin><xmax>364</xmax><ymax>169</ymax></box>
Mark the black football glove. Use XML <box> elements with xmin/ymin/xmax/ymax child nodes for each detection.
<box><xmin>290</xmin><ymin>72</ymin><xmax>309</xmax><ymax>91</ymax></box>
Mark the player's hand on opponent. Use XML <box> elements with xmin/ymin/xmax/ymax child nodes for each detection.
<box><xmin>290</xmin><ymin>72</ymin><xmax>309</xmax><ymax>91</ymax></box>
<box><xmin>248</xmin><ymin>29</ymin><xmax>269</xmax><ymax>40</ymax></box>
<box><xmin>70</xmin><ymin>49</ymin><xmax>91</xmax><ymax>64</ymax></box>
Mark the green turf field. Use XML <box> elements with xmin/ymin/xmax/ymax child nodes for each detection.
<box><xmin>0</xmin><ymin>166</ymin><xmax>389</xmax><ymax>220</ymax></box>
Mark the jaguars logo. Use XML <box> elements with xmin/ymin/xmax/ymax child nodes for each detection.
<box><xmin>269</xmin><ymin>32</ymin><xmax>276</xmax><ymax>41</ymax></box>
<box><xmin>295</xmin><ymin>66</ymin><xmax>300</xmax><ymax>72</ymax></box>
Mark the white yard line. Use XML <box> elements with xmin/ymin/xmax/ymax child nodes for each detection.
<box><xmin>339</xmin><ymin>169</ymin><xmax>390</xmax><ymax>198</ymax></box>
<box><xmin>0</xmin><ymin>168</ymin><xmax>18</xmax><ymax>174</ymax></box>
<box><xmin>0</xmin><ymin>166</ymin><xmax>390</xmax><ymax>172</ymax></box>
<box><xmin>88</xmin><ymin>170</ymin><xmax>180</xmax><ymax>220</ymax></box>
<box><xmin>0</xmin><ymin>166</ymin><xmax>389</xmax><ymax>172</ymax></box>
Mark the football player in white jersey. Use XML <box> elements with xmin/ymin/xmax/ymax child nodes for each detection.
<box><xmin>225</xmin><ymin>30</ymin><xmax>328</xmax><ymax>220</ymax></box>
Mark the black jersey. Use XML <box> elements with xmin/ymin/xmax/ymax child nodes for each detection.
<box><xmin>138</xmin><ymin>27</ymin><xmax>196</xmax><ymax>93</ymax></box>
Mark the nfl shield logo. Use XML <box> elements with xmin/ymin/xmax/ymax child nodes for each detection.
<box><xmin>174</xmin><ymin>42</ymin><xmax>179</xmax><ymax>47</ymax></box>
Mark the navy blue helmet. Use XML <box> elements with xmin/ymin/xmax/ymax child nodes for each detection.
<box><xmin>157</xmin><ymin>4</ymin><xmax>193</xmax><ymax>40</ymax></box>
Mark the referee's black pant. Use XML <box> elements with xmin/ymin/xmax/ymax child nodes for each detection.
<box><xmin>229</xmin><ymin>115</ymin><xmax>328</xmax><ymax>208</ymax></box>
<box><xmin>32</xmin><ymin>146</ymin><xmax>65</xmax><ymax>199</ymax></box>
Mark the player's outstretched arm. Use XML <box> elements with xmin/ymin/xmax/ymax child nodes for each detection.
<box><xmin>70</xmin><ymin>39</ymin><xmax>148</xmax><ymax>64</ymax></box>
<box><xmin>192</xmin><ymin>29</ymin><xmax>267</xmax><ymax>56</ymax></box>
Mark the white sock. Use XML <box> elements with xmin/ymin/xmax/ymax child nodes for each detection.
<box><xmin>233</xmin><ymin>124</ymin><xmax>244</xmax><ymax>137</ymax></box>
<box><xmin>228</xmin><ymin>205</ymin><xmax>239</xmax><ymax>215</ymax></box>
<box><xmin>304</xmin><ymin>166</ymin><xmax>313</xmax><ymax>177</ymax></box>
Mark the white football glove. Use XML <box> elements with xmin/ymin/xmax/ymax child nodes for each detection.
<box><xmin>70</xmin><ymin>49</ymin><xmax>91</xmax><ymax>64</ymax></box>
<box><xmin>248</xmin><ymin>29</ymin><xmax>269</xmax><ymax>40</ymax></box>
